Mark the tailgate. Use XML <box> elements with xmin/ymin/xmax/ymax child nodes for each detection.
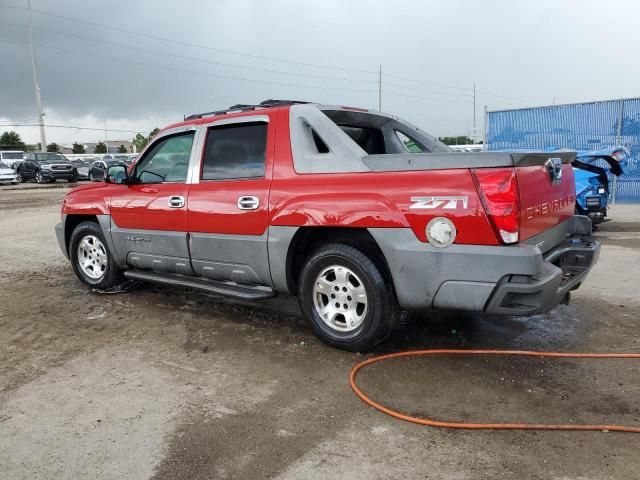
<box><xmin>514</xmin><ymin>152</ymin><xmax>576</xmax><ymax>241</ymax></box>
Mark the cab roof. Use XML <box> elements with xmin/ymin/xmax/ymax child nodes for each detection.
<box><xmin>184</xmin><ymin>99</ymin><xmax>309</xmax><ymax>121</ymax></box>
<box><xmin>162</xmin><ymin>99</ymin><xmax>309</xmax><ymax>132</ymax></box>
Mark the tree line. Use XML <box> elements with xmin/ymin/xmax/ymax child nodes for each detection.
<box><xmin>0</xmin><ymin>128</ymin><xmax>161</xmax><ymax>154</ymax></box>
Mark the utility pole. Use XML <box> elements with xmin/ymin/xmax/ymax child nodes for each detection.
<box><xmin>104</xmin><ymin>120</ymin><xmax>109</xmax><ymax>153</ymax></box>
<box><xmin>27</xmin><ymin>0</ymin><xmax>46</xmax><ymax>150</ymax></box>
<box><xmin>483</xmin><ymin>104</ymin><xmax>488</xmax><ymax>150</ymax></box>
<box><xmin>378</xmin><ymin>65</ymin><xmax>382</xmax><ymax>112</ymax></box>
<box><xmin>472</xmin><ymin>82</ymin><xmax>477</xmax><ymax>144</ymax></box>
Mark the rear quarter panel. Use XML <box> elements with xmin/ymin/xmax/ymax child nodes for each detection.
<box><xmin>269</xmin><ymin>169</ymin><xmax>499</xmax><ymax>245</ymax></box>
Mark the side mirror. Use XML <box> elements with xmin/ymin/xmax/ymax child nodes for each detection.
<box><xmin>105</xmin><ymin>164</ymin><xmax>129</xmax><ymax>184</ymax></box>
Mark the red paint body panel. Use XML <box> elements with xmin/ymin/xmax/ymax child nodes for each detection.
<box><xmin>110</xmin><ymin>183</ymin><xmax>189</xmax><ymax>231</ymax></box>
<box><xmin>62</xmin><ymin>182</ymin><xmax>111</xmax><ymax>216</ymax></box>
<box><xmin>186</xmin><ymin>110</ymin><xmax>278</xmax><ymax>236</ymax></box>
<box><xmin>269</xmin><ymin>171</ymin><xmax>498</xmax><ymax>245</ymax></box>
<box><xmin>517</xmin><ymin>163</ymin><xmax>576</xmax><ymax>241</ymax></box>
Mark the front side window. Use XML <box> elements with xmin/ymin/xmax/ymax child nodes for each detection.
<box><xmin>134</xmin><ymin>131</ymin><xmax>194</xmax><ymax>183</ymax></box>
<box><xmin>34</xmin><ymin>152</ymin><xmax>63</xmax><ymax>162</ymax></box>
<box><xmin>201</xmin><ymin>122</ymin><xmax>267</xmax><ymax>181</ymax></box>
<box><xmin>2</xmin><ymin>152</ymin><xmax>24</xmax><ymax>160</ymax></box>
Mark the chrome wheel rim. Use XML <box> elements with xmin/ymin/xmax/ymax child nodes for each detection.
<box><xmin>77</xmin><ymin>235</ymin><xmax>108</xmax><ymax>280</ymax></box>
<box><xmin>312</xmin><ymin>265</ymin><xmax>368</xmax><ymax>332</ymax></box>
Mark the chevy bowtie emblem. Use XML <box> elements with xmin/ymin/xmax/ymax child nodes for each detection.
<box><xmin>545</xmin><ymin>157</ymin><xmax>563</xmax><ymax>185</ymax></box>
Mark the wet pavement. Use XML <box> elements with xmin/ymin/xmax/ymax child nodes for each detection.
<box><xmin>1</xmin><ymin>188</ymin><xmax>639</xmax><ymax>479</ymax></box>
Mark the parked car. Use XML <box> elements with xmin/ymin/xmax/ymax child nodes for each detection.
<box><xmin>16</xmin><ymin>152</ymin><xmax>78</xmax><ymax>183</ymax></box>
<box><xmin>88</xmin><ymin>159</ymin><xmax>129</xmax><ymax>181</ymax></box>
<box><xmin>0</xmin><ymin>161</ymin><xmax>19</xmax><ymax>185</ymax></box>
<box><xmin>0</xmin><ymin>150</ymin><xmax>26</xmax><ymax>169</ymax></box>
<box><xmin>95</xmin><ymin>154</ymin><xmax>134</xmax><ymax>164</ymax></box>
<box><xmin>55</xmin><ymin>100</ymin><xmax>600</xmax><ymax>351</ymax></box>
<box><xmin>71</xmin><ymin>159</ymin><xmax>91</xmax><ymax>181</ymax></box>
<box><xmin>573</xmin><ymin>146</ymin><xmax>627</xmax><ymax>224</ymax></box>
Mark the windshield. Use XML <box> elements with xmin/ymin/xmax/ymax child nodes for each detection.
<box><xmin>2</xmin><ymin>152</ymin><xmax>24</xmax><ymax>160</ymax></box>
<box><xmin>33</xmin><ymin>153</ymin><xmax>67</xmax><ymax>162</ymax></box>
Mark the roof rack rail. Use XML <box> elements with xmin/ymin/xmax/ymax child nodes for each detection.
<box><xmin>184</xmin><ymin>99</ymin><xmax>310</xmax><ymax>121</ymax></box>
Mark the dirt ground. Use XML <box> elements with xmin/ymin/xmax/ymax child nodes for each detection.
<box><xmin>1</xmin><ymin>186</ymin><xmax>639</xmax><ymax>480</ymax></box>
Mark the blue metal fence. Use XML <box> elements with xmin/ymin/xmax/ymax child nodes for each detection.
<box><xmin>486</xmin><ymin>98</ymin><xmax>640</xmax><ymax>203</ymax></box>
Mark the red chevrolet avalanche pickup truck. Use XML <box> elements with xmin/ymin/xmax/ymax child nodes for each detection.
<box><xmin>55</xmin><ymin>100</ymin><xmax>600</xmax><ymax>351</ymax></box>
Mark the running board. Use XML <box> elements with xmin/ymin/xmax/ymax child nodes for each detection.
<box><xmin>123</xmin><ymin>270</ymin><xmax>276</xmax><ymax>300</ymax></box>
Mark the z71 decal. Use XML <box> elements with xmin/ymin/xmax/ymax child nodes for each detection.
<box><xmin>409</xmin><ymin>196</ymin><xmax>469</xmax><ymax>210</ymax></box>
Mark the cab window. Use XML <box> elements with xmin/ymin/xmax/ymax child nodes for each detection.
<box><xmin>134</xmin><ymin>132</ymin><xmax>195</xmax><ymax>183</ymax></box>
<box><xmin>201</xmin><ymin>122</ymin><xmax>267</xmax><ymax>181</ymax></box>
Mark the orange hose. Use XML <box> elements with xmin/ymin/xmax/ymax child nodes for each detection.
<box><xmin>349</xmin><ymin>349</ymin><xmax>640</xmax><ymax>432</ymax></box>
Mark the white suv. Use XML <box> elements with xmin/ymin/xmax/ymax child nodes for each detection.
<box><xmin>0</xmin><ymin>151</ymin><xmax>26</xmax><ymax>169</ymax></box>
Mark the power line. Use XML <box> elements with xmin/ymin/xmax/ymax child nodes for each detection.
<box><xmin>0</xmin><ymin>5</ymin><xmax>539</xmax><ymax>106</ymax></box>
<box><xmin>0</xmin><ymin>123</ymin><xmax>148</xmax><ymax>134</ymax></box>
<box><xmin>4</xmin><ymin>20</ymin><xmax>489</xmax><ymax>102</ymax></box>
<box><xmin>476</xmin><ymin>96</ymin><xmax>527</xmax><ymax>108</ymax></box>
<box><xmin>384</xmin><ymin>90</ymin><xmax>474</xmax><ymax>105</ymax></box>
<box><xmin>383</xmin><ymin>81</ymin><xmax>474</xmax><ymax>98</ymax></box>
<box><xmin>383</xmin><ymin>72</ymin><xmax>473</xmax><ymax>92</ymax></box>
<box><xmin>476</xmin><ymin>89</ymin><xmax>536</xmax><ymax>104</ymax></box>
<box><xmin>0</xmin><ymin>21</ymin><xmax>379</xmax><ymax>85</ymax></box>
<box><xmin>0</xmin><ymin>4</ymin><xmax>378</xmax><ymax>75</ymax></box>
<box><xmin>2</xmin><ymin>40</ymin><xmax>378</xmax><ymax>93</ymax></box>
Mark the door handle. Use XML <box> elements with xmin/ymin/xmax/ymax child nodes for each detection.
<box><xmin>168</xmin><ymin>195</ymin><xmax>185</xmax><ymax>208</ymax></box>
<box><xmin>237</xmin><ymin>195</ymin><xmax>260</xmax><ymax>210</ymax></box>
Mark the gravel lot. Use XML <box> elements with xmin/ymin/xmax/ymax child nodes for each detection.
<box><xmin>1</xmin><ymin>186</ymin><xmax>639</xmax><ymax>480</ymax></box>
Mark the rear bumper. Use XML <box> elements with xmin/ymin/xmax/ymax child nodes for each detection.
<box><xmin>484</xmin><ymin>234</ymin><xmax>600</xmax><ymax>315</ymax></box>
<box><xmin>368</xmin><ymin>216</ymin><xmax>600</xmax><ymax>316</ymax></box>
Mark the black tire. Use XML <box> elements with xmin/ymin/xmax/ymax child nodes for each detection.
<box><xmin>35</xmin><ymin>170</ymin><xmax>46</xmax><ymax>184</ymax></box>
<box><xmin>298</xmin><ymin>243</ymin><xmax>399</xmax><ymax>352</ymax></box>
<box><xmin>15</xmin><ymin>171</ymin><xmax>23</xmax><ymax>183</ymax></box>
<box><xmin>69</xmin><ymin>221</ymin><xmax>123</xmax><ymax>289</ymax></box>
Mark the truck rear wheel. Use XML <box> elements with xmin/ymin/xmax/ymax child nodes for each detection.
<box><xmin>69</xmin><ymin>221</ymin><xmax>123</xmax><ymax>289</ymax></box>
<box><xmin>298</xmin><ymin>243</ymin><xmax>399</xmax><ymax>352</ymax></box>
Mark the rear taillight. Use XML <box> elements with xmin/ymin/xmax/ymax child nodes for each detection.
<box><xmin>471</xmin><ymin>167</ymin><xmax>520</xmax><ymax>244</ymax></box>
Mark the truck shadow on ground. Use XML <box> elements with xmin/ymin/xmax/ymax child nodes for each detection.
<box><xmin>126</xmin><ymin>281</ymin><xmax>582</xmax><ymax>355</ymax></box>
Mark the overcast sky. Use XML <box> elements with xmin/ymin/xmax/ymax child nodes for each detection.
<box><xmin>1</xmin><ymin>0</ymin><xmax>639</xmax><ymax>146</ymax></box>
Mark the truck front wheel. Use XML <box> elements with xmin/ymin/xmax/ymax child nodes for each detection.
<box><xmin>298</xmin><ymin>243</ymin><xmax>399</xmax><ymax>352</ymax></box>
<box><xmin>69</xmin><ymin>221</ymin><xmax>123</xmax><ymax>289</ymax></box>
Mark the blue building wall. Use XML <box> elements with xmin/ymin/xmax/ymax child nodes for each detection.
<box><xmin>487</xmin><ymin>98</ymin><xmax>640</xmax><ymax>202</ymax></box>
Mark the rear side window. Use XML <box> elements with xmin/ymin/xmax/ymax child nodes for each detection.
<box><xmin>201</xmin><ymin>122</ymin><xmax>267</xmax><ymax>180</ymax></box>
<box><xmin>395</xmin><ymin>131</ymin><xmax>425</xmax><ymax>153</ymax></box>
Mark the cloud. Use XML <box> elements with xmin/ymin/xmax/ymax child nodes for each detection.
<box><xmin>1</xmin><ymin>0</ymin><xmax>639</xmax><ymax>144</ymax></box>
